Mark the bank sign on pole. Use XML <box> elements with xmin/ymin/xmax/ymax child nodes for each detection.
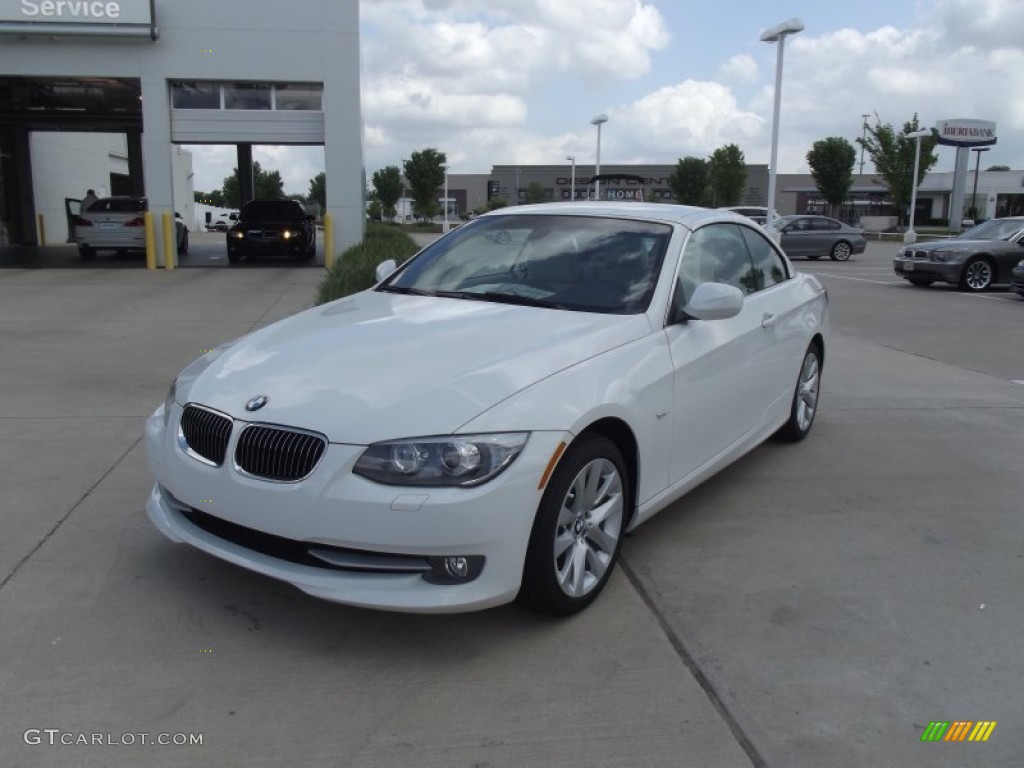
<box><xmin>934</xmin><ymin>119</ymin><xmax>998</xmax><ymax>148</ymax></box>
<box><xmin>0</xmin><ymin>0</ymin><xmax>156</xmax><ymax>37</ymax></box>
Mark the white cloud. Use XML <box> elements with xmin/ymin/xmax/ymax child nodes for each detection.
<box><xmin>718</xmin><ymin>54</ymin><xmax>757</xmax><ymax>83</ymax></box>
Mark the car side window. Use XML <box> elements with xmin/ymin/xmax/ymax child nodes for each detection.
<box><xmin>675</xmin><ymin>223</ymin><xmax>758</xmax><ymax>306</ymax></box>
<box><xmin>788</xmin><ymin>218</ymin><xmax>808</xmax><ymax>232</ymax></box>
<box><xmin>738</xmin><ymin>225</ymin><xmax>790</xmax><ymax>291</ymax></box>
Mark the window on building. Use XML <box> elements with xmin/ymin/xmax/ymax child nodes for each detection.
<box><xmin>224</xmin><ymin>83</ymin><xmax>272</xmax><ymax>110</ymax></box>
<box><xmin>171</xmin><ymin>82</ymin><xmax>220</xmax><ymax>109</ymax></box>
<box><xmin>275</xmin><ymin>84</ymin><xmax>323</xmax><ymax>110</ymax></box>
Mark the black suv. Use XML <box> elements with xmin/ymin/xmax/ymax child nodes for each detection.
<box><xmin>227</xmin><ymin>200</ymin><xmax>316</xmax><ymax>264</ymax></box>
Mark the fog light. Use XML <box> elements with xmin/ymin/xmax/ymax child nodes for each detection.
<box><xmin>444</xmin><ymin>556</ymin><xmax>468</xmax><ymax>579</ymax></box>
<box><xmin>424</xmin><ymin>555</ymin><xmax>484</xmax><ymax>584</ymax></box>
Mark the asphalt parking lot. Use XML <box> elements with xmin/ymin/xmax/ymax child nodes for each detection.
<box><xmin>1</xmin><ymin>238</ymin><xmax>1022</xmax><ymax>767</ymax></box>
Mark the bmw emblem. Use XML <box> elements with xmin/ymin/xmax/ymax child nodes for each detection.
<box><xmin>245</xmin><ymin>395</ymin><xmax>269</xmax><ymax>412</ymax></box>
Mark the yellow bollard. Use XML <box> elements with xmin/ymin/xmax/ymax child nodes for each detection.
<box><xmin>144</xmin><ymin>212</ymin><xmax>157</xmax><ymax>270</ymax></box>
<box><xmin>37</xmin><ymin>214</ymin><xmax>46</xmax><ymax>246</ymax></box>
<box><xmin>162</xmin><ymin>211</ymin><xmax>175</xmax><ymax>270</ymax></box>
<box><xmin>323</xmin><ymin>213</ymin><xmax>334</xmax><ymax>269</ymax></box>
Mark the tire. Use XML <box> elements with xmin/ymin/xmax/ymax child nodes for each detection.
<box><xmin>518</xmin><ymin>435</ymin><xmax>629</xmax><ymax>616</ymax></box>
<box><xmin>959</xmin><ymin>257</ymin><xmax>993</xmax><ymax>292</ymax></box>
<box><xmin>829</xmin><ymin>241</ymin><xmax>852</xmax><ymax>261</ymax></box>
<box><xmin>177</xmin><ymin>230</ymin><xmax>189</xmax><ymax>256</ymax></box>
<box><xmin>775</xmin><ymin>343</ymin><xmax>822</xmax><ymax>443</ymax></box>
<box><xmin>227</xmin><ymin>250</ymin><xmax>242</xmax><ymax>265</ymax></box>
<box><xmin>78</xmin><ymin>245</ymin><xmax>95</xmax><ymax>260</ymax></box>
<box><xmin>907</xmin><ymin>277</ymin><xmax>934</xmax><ymax>287</ymax></box>
<box><xmin>806</xmin><ymin>254</ymin><xmax>822</xmax><ymax>260</ymax></box>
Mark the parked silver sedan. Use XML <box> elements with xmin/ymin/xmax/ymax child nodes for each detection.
<box><xmin>767</xmin><ymin>215</ymin><xmax>867</xmax><ymax>261</ymax></box>
<box><xmin>893</xmin><ymin>217</ymin><xmax>1024</xmax><ymax>292</ymax></box>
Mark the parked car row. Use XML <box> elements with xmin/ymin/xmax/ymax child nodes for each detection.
<box><xmin>718</xmin><ymin>208</ymin><xmax>867</xmax><ymax>262</ymax></box>
<box><xmin>893</xmin><ymin>217</ymin><xmax>1024</xmax><ymax>293</ymax></box>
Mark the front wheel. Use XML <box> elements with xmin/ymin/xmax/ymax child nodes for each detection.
<box><xmin>775</xmin><ymin>344</ymin><xmax>822</xmax><ymax>443</ymax></box>
<box><xmin>518</xmin><ymin>436</ymin><xmax>628</xmax><ymax>616</ymax></box>
<box><xmin>959</xmin><ymin>257</ymin><xmax>993</xmax><ymax>292</ymax></box>
<box><xmin>830</xmin><ymin>241</ymin><xmax>852</xmax><ymax>261</ymax></box>
<box><xmin>178</xmin><ymin>230</ymin><xmax>189</xmax><ymax>256</ymax></box>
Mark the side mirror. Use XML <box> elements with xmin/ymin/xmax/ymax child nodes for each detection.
<box><xmin>375</xmin><ymin>259</ymin><xmax>398</xmax><ymax>282</ymax></box>
<box><xmin>682</xmin><ymin>282</ymin><xmax>744</xmax><ymax>321</ymax></box>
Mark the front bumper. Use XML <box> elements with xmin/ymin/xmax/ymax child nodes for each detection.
<box><xmin>893</xmin><ymin>257</ymin><xmax>961</xmax><ymax>283</ymax></box>
<box><xmin>145</xmin><ymin>403</ymin><xmax>567</xmax><ymax>613</ymax></box>
<box><xmin>226</xmin><ymin>235</ymin><xmax>310</xmax><ymax>256</ymax></box>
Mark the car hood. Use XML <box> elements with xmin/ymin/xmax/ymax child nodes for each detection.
<box><xmin>909</xmin><ymin>239</ymin><xmax>992</xmax><ymax>253</ymax></box>
<box><xmin>183</xmin><ymin>290</ymin><xmax>650</xmax><ymax>444</ymax></box>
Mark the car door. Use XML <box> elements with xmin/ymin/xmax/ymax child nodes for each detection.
<box><xmin>781</xmin><ymin>217</ymin><xmax>811</xmax><ymax>257</ymax></box>
<box><xmin>664</xmin><ymin>223</ymin><xmax>786</xmax><ymax>484</ymax></box>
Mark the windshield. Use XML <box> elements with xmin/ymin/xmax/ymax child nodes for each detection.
<box><xmin>381</xmin><ymin>214</ymin><xmax>673</xmax><ymax>314</ymax></box>
<box><xmin>241</xmin><ymin>201</ymin><xmax>306</xmax><ymax>220</ymax></box>
<box><xmin>957</xmin><ymin>219</ymin><xmax>1024</xmax><ymax>241</ymax></box>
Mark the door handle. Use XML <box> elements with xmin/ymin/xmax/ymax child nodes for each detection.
<box><xmin>761</xmin><ymin>312</ymin><xmax>776</xmax><ymax>328</ymax></box>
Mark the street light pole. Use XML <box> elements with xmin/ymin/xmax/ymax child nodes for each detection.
<box><xmin>591</xmin><ymin>114</ymin><xmax>608</xmax><ymax>200</ymax></box>
<box><xmin>566</xmin><ymin>155</ymin><xmax>576</xmax><ymax>201</ymax></box>
<box><xmin>760</xmin><ymin>18</ymin><xmax>804</xmax><ymax>230</ymax></box>
<box><xmin>970</xmin><ymin>147</ymin><xmax>990</xmax><ymax>222</ymax></box>
<box><xmin>442</xmin><ymin>167</ymin><xmax>450</xmax><ymax>233</ymax></box>
<box><xmin>904</xmin><ymin>129</ymin><xmax>932</xmax><ymax>244</ymax></box>
<box><xmin>859</xmin><ymin>113</ymin><xmax>870</xmax><ymax>175</ymax></box>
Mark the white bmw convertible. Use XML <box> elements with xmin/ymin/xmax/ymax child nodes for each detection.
<box><xmin>145</xmin><ymin>202</ymin><xmax>828</xmax><ymax>615</ymax></box>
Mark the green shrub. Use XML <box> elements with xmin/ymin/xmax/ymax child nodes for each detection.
<box><xmin>316</xmin><ymin>224</ymin><xmax>420</xmax><ymax>305</ymax></box>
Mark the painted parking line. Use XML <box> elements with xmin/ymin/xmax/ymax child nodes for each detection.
<box><xmin>812</xmin><ymin>274</ymin><xmax>904</xmax><ymax>285</ymax></box>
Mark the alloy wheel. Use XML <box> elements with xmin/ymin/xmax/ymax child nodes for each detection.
<box><xmin>552</xmin><ymin>457</ymin><xmax>624</xmax><ymax>598</ymax></box>
<box><xmin>795</xmin><ymin>351</ymin><xmax>820</xmax><ymax>432</ymax></box>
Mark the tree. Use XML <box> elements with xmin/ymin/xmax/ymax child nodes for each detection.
<box><xmin>372</xmin><ymin>166</ymin><xmax>403</xmax><ymax>222</ymax></box>
<box><xmin>366</xmin><ymin>199</ymin><xmax>383</xmax><ymax>221</ymax></box>
<box><xmin>194</xmin><ymin>190</ymin><xmax>225</xmax><ymax>207</ymax></box>
<box><xmin>987</xmin><ymin>164</ymin><xmax>1010</xmax><ymax>171</ymax></box>
<box><xmin>486</xmin><ymin>197</ymin><xmax>508</xmax><ymax>211</ymax></box>
<box><xmin>806</xmin><ymin>137</ymin><xmax>856</xmax><ymax>218</ymax></box>
<box><xmin>707</xmin><ymin>144</ymin><xmax>747</xmax><ymax>206</ymax></box>
<box><xmin>524</xmin><ymin>182</ymin><xmax>547</xmax><ymax>204</ymax></box>
<box><xmin>403</xmin><ymin>149</ymin><xmax>446</xmax><ymax>220</ymax></box>
<box><xmin>222</xmin><ymin>161</ymin><xmax>285</xmax><ymax>207</ymax></box>
<box><xmin>308</xmin><ymin>172</ymin><xmax>326</xmax><ymax>210</ymax></box>
<box><xmin>857</xmin><ymin>114</ymin><xmax>938</xmax><ymax>226</ymax></box>
<box><xmin>667</xmin><ymin>157</ymin><xmax>708</xmax><ymax>205</ymax></box>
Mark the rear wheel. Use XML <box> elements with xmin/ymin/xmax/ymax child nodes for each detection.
<box><xmin>776</xmin><ymin>344</ymin><xmax>822</xmax><ymax>443</ymax></box>
<box><xmin>959</xmin><ymin>257</ymin><xmax>993</xmax><ymax>292</ymax></box>
<box><xmin>830</xmin><ymin>241</ymin><xmax>852</xmax><ymax>261</ymax></box>
<box><xmin>78</xmin><ymin>245</ymin><xmax>95</xmax><ymax>260</ymax></box>
<box><xmin>518</xmin><ymin>436</ymin><xmax>628</xmax><ymax>616</ymax></box>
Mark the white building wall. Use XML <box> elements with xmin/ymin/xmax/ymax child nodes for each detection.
<box><xmin>30</xmin><ymin>132</ymin><xmax>123</xmax><ymax>243</ymax></box>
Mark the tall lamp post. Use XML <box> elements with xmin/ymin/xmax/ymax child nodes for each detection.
<box><xmin>591</xmin><ymin>114</ymin><xmax>608</xmax><ymax>200</ymax></box>
<box><xmin>442</xmin><ymin>166</ymin><xmax>449</xmax><ymax>234</ymax></box>
<box><xmin>566</xmin><ymin>155</ymin><xmax>576</xmax><ymax>201</ymax></box>
<box><xmin>904</xmin><ymin>129</ymin><xmax>932</xmax><ymax>244</ymax></box>
<box><xmin>760</xmin><ymin>18</ymin><xmax>804</xmax><ymax>230</ymax></box>
<box><xmin>970</xmin><ymin>147</ymin><xmax>990</xmax><ymax>222</ymax></box>
<box><xmin>859</xmin><ymin>113</ymin><xmax>870</xmax><ymax>175</ymax></box>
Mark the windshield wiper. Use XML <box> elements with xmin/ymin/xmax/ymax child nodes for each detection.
<box><xmin>377</xmin><ymin>285</ymin><xmax>435</xmax><ymax>296</ymax></box>
<box><xmin>469</xmin><ymin>291</ymin><xmax>563</xmax><ymax>309</ymax></box>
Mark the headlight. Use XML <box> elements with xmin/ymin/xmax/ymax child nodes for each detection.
<box><xmin>281</xmin><ymin>230</ymin><xmax>293</xmax><ymax>240</ymax></box>
<box><xmin>230</xmin><ymin>230</ymin><xmax>244</xmax><ymax>240</ymax></box>
<box><xmin>897</xmin><ymin>248</ymin><xmax>907</xmax><ymax>258</ymax></box>
<box><xmin>354</xmin><ymin>433</ymin><xmax>529</xmax><ymax>487</ymax></box>
<box><xmin>163</xmin><ymin>378</ymin><xmax>178</xmax><ymax>427</ymax></box>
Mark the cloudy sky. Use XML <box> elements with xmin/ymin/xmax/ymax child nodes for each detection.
<box><xmin>188</xmin><ymin>0</ymin><xmax>1024</xmax><ymax>196</ymax></box>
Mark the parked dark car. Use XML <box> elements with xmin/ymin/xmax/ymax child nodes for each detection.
<box><xmin>766</xmin><ymin>215</ymin><xmax>866</xmax><ymax>261</ymax></box>
<box><xmin>1010</xmin><ymin>258</ymin><xmax>1024</xmax><ymax>298</ymax></box>
<box><xmin>893</xmin><ymin>217</ymin><xmax>1024</xmax><ymax>292</ymax></box>
<box><xmin>226</xmin><ymin>200</ymin><xmax>316</xmax><ymax>264</ymax></box>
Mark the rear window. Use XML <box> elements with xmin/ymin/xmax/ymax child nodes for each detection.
<box><xmin>241</xmin><ymin>201</ymin><xmax>306</xmax><ymax>220</ymax></box>
<box><xmin>89</xmin><ymin>198</ymin><xmax>146</xmax><ymax>213</ymax></box>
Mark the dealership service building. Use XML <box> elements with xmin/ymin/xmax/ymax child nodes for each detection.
<box><xmin>0</xmin><ymin>0</ymin><xmax>364</xmax><ymax>262</ymax></box>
